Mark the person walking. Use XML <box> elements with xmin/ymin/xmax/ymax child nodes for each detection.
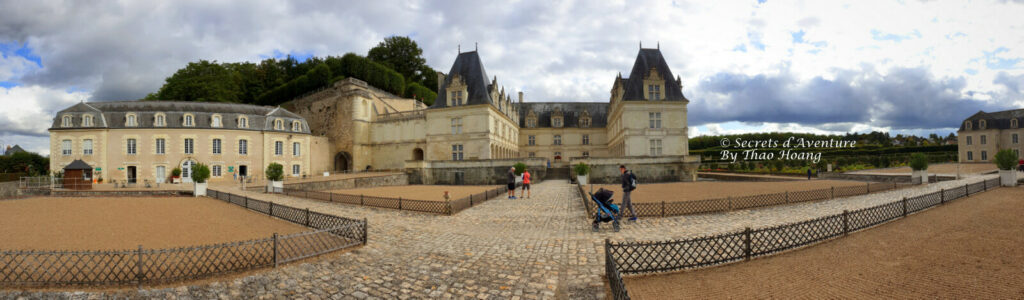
<box><xmin>520</xmin><ymin>168</ymin><xmax>532</xmax><ymax>199</ymax></box>
<box><xmin>807</xmin><ymin>168</ymin><xmax>813</xmax><ymax>180</ymax></box>
<box><xmin>619</xmin><ymin>165</ymin><xmax>637</xmax><ymax>222</ymax></box>
<box><xmin>507</xmin><ymin>167</ymin><xmax>517</xmax><ymax>199</ymax></box>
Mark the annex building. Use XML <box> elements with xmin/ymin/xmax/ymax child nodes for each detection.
<box><xmin>50</xmin><ymin>47</ymin><xmax>699</xmax><ymax>185</ymax></box>
<box><xmin>958</xmin><ymin>109</ymin><xmax>1024</xmax><ymax>162</ymax></box>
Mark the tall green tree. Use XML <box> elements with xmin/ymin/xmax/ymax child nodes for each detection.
<box><xmin>155</xmin><ymin>60</ymin><xmax>241</xmax><ymax>102</ymax></box>
<box><xmin>367</xmin><ymin>36</ymin><xmax>430</xmax><ymax>87</ymax></box>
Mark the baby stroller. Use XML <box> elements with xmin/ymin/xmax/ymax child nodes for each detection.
<box><xmin>590</xmin><ymin>188</ymin><xmax>621</xmax><ymax>232</ymax></box>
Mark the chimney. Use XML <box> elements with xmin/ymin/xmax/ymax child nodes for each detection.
<box><xmin>436</xmin><ymin>71</ymin><xmax>446</xmax><ymax>96</ymax></box>
<box><xmin>518</xmin><ymin>91</ymin><xmax>523</xmax><ymax>104</ymax></box>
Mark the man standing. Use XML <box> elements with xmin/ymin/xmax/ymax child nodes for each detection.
<box><xmin>520</xmin><ymin>168</ymin><xmax>532</xmax><ymax>199</ymax></box>
<box><xmin>507</xmin><ymin>167</ymin><xmax>517</xmax><ymax>199</ymax></box>
<box><xmin>619</xmin><ymin>165</ymin><xmax>637</xmax><ymax>222</ymax></box>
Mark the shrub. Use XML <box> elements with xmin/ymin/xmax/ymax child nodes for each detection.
<box><xmin>404</xmin><ymin>82</ymin><xmax>437</xmax><ymax>106</ymax></box>
<box><xmin>255</xmin><ymin>63</ymin><xmax>333</xmax><ymax>105</ymax></box>
<box><xmin>513</xmin><ymin>162</ymin><xmax>527</xmax><ymax>175</ymax></box>
<box><xmin>909</xmin><ymin>153</ymin><xmax>928</xmax><ymax>171</ymax></box>
<box><xmin>335</xmin><ymin>53</ymin><xmax>406</xmax><ymax>96</ymax></box>
<box><xmin>171</xmin><ymin>167</ymin><xmax>182</xmax><ymax>177</ymax></box>
<box><xmin>574</xmin><ymin>162</ymin><xmax>590</xmax><ymax>176</ymax></box>
<box><xmin>191</xmin><ymin>163</ymin><xmax>211</xmax><ymax>183</ymax></box>
<box><xmin>994</xmin><ymin>149</ymin><xmax>1018</xmax><ymax>170</ymax></box>
<box><xmin>265</xmin><ymin>163</ymin><xmax>284</xmax><ymax>181</ymax></box>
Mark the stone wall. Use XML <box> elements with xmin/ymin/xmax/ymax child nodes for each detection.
<box><xmin>820</xmin><ymin>172</ymin><xmax>955</xmax><ymax>183</ymax></box>
<box><xmin>0</xmin><ymin>181</ymin><xmax>18</xmax><ymax>199</ymax></box>
<box><xmin>406</xmin><ymin>158</ymin><xmax>548</xmax><ymax>185</ymax></box>
<box><xmin>569</xmin><ymin>155</ymin><xmax>700</xmax><ymax>184</ymax></box>
<box><xmin>283</xmin><ymin>173</ymin><xmax>409</xmax><ymax>191</ymax></box>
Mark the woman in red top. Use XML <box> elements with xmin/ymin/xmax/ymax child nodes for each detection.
<box><xmin>520</xmin><ymin>169</ymin><xmax>532</xmax><ymax>199</ymax></box>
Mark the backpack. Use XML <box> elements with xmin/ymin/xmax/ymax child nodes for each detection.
<box><xmin>628</xmin><ymin>172</ymin><xmax>638</xmax><ymax>191</ymax></box>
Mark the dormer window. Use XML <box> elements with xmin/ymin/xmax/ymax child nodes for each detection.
<box><xmin>648</xmin><ymin>85</ymin><xmax>661</xmax><ymax>100</ymax></box>
<box><xmin>551</xmin><ymin>107</ymin><xmax>564</xmax><ymax>128</ymax></box>
<box><xmin>525</xmin><ymin>111</ymin><xmax>538</xmax><ymax>128</ymax></box>
<box><xmin>579</xmin><ymin>110</ymin><xmax>592</xmax><ymax>128</ymax></box>
<box><xmin>126</xmin><ymin>113</ymin><xmax>138</xmax><ymax>127</ymax></box>
<box><xmin>61</xmin><ymin>115</ymin><xmax>73</xmax><ymax>127</ymax></box>
<box><xmin>83</xmin><ymin>115</ymin><xmax>93</xmax><ymax>127</ymax></box>
<box><xmin>965</xmin><ymin>121</ymin><xmax>972</xmax><ymax>130</ymax></box>
<box><xmin>292</xmin><ymin>121</ymin><xmax>301</xmax><ymax>132</ymax></box>
<box><xmin>183</xmin><ymin>114</ymin><xmax>194</xmax><ymax>127</ymax></box>
<box><xmin>446</xmin><ymin>75</ymin><xmax>468</xmax><ymax>107</ymax></box>
<box><xmin>979</xmin><ymin>119</ymin><xmax>987</xmax><ymax>129</ymax></box>
<box><xmin>154</xmin><ymin>113</ymin><xmax>166</xmax><ymax>127</ymax></box>
<box><xmin>1012</xmin><ymin>119</ymin><xmax>1019</xmax><ymax>129</ymax></box>
<box><xmin>211</xmin><ymin>114</ymin><xmax>222</xmax><ymax>127</ymax></box>
<box><xmin>238</xmin><ymin>116</ymin><xmax>248</xmax><ymax>128</ymax></box>
<box><xmin>274</xmin><ymin>119</ymin><xmax>284</xmax><ymax>130</ymax></box>
<box><xmin>450</xmin><ymin>91</ymin><xmax>464</xmax><ymax>106</ymax></box>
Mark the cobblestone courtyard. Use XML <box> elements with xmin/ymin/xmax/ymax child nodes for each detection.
<box><xmin>1</xmin><ymin>175</ymin><xmax>997</xmax><ymax>299</ymax></box>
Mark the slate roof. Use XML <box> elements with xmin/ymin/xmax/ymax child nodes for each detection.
<box><xmin>960</xmin><ymin>109</ymin><xmax>1024</xmax><ymax>131</ymax></box>
<box><xmin>620</xmin><ymin>48</ymin><xmax>688</xmax><ymax>102</ymax></box>
<box><xmin>63</xmin><ymin>159</ymin><xmax>92</xmax><ymax>170</ymax></box>
<box><xmin>518</xmin><ymin>102</ymin><xmax>608</xmax><ymax>128</ymax></box>
<box><xmin>50</xmin><ymin>101</ymin><xmax>310</xmax><ymax>133</ymax></box>
<box><xmin>4</xmin><ymin>145</ymin><xmax>26</xmax><ymax>156</ymax></box>
<box><xmin>432</xmin><ymin>51</ymin><xmax>494</xmax><ymax>109</ymax></box>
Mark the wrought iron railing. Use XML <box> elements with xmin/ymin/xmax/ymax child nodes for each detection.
<box><xmin>281</xmin><ymin>184</ymin><xmax>514</xmax><ymax>215</ymax></box>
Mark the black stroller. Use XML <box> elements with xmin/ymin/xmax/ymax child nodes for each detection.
<box><xmin>590</xmin><ymin>188</ymin><xmax>621</xmax><ymax>232</ymax></box>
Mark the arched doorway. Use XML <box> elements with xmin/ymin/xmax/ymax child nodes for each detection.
<box><xmin>412</xmin><ymin>148</ymin><xmax>424</xmax><ymax>161</ymax></box>
<box><xmin>334</xmin><ymin>152</ymin><xmax>352</xmax><ymax>172</ymax></box>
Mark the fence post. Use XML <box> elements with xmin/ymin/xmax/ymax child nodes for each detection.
<box><xmin>842</xmin><ymin>210</ymin><xmax>849</xmax><ymax>235</ymax></box>
<box><xmin>866</xmin><ymin>182</ymin><xmax>870</xmax><ymax>193</ymax></box>
<box><xmin>902</xmin><ymin>197</ymin><xmax>908</xmax><ymax>217</ymax></box>
<box><xmin>728</xmin><ymin>196</ymin><xmax>733</xmax><ymax>210</ymax></box>
<box><xmin>470</xmin><ymin>194</ymin><xmax>473</xmax><ymax>206</ymax></box>
<box><xmin>661</xmin><ymin>201</ymin><xmax>665</xmax><ymax>217</ymax></box>
<box><xmin>136</xmin><ymin>245</ymin><xmax>144</xmax><ymax>287</ymax></box>
<box><xmin>362</xmin><ymin>218</ymin><xmax>368</xmax><ymax>245</ymax></box>
<box><xmin>831</xmin><ymin>186</ymin><xmax>834</xmax><ymax>199</ymax></box>
<box><xmin>330</xmin><ymin>192</ymin><xmax>333</xmax><ymax>202</ymax></box>
<box><xmin>270</xmin><ymin>202</ymin><xmax>274</xmax><ymax>216</ymax></box>
<box><xmin>361</xmin><ymin>194</ymin><xmax>364</xmax><ymax>205</ymax></box>
<box><xmin>245</xmin><ymin>196</ymin><xmax>248</xmax><ymax>208</ymax></box>
<box><xmin>305</xmin><ymin>208</ymin><xmax>310</xmax><ymax>226</ymax></box>
<box><xmin>273</xmin><ymin>233</ymin><xmax>279</xmax><ymax>267</ymax></box>
<box><xmin>965</xmin><ymin>184</ymin><xmax>969</xmax><ymax>197</ymax></box>
<box><xmin>940</xmin><ymin>188</ymin><xmax>945</xmax><ymax>204</ymax></box>
<box><xmin>743</xmin><ymin>227</ymin><xmax>752</xmax><ymax>261</ymax></box>
<box><xmin>785</xmin><ymin>191</ymin><xmax>789</xmax><ymax>203</ymax></box>
<box><xmin>399</xmin><ymin>197</ymin><xmax>403</xmax><ymax>210</ymax></box>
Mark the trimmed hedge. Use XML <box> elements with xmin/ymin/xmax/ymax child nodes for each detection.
<box><xmin>404</xmin><ymin>82</ymin><xmax>436</xmax><ymax>106</ymax></box>
<box><xmin>329</xmin><ymin>53</ymin><xmax>405</xmax><ymax>96</ymax></box>
<box><xmin>256</xmin><ymin>63</ymin><xmax>333</xmax><ymax>105</ymax></box>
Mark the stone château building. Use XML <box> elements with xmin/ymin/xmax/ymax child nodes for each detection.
<box><xmin>958</xmin><ymin>109</ymin><xmax>1024</xmax><ymax>162</ymax></box>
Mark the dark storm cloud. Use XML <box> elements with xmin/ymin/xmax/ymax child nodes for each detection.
<box><xmin>688</xmin><ymin>66</ymin><xmax>1013</xmax><ymax>129</ymax></box>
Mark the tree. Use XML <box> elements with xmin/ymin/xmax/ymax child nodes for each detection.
<box><xmin>367</xmin><ymin>36</ymin><xmax>429</xmax><ymax>86</ymax></box>
<box><xmin>265</xmin><ymin>163</ymin><xmax>284</xmax><ymax>181</ymax></box>
<box><xmin>191</xmin><ymin>163</ymin><xmax>211</xmax><ymax>183</ymax></box>
<box><xmin>155</xmin><ymin>60</ymin><xmax>241</xmax><ymax>102</ymax></box>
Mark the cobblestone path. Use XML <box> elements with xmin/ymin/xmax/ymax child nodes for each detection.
<box><xmin>1</xmin><ymin>175</ymin><xmax>997</xmax><ymax>299</ymax></box>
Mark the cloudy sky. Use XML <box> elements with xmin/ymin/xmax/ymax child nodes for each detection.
<box><xmin>2</xmin><ymin>0</ymin><xmax>1023</xmax><ymax>155</ymax></box>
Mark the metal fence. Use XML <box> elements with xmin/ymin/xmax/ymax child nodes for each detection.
<box><xmin>281</xmin><ymin>184</ymin><xmax>512</xmax><ymax>215</ymax></box>
<box><xmin>0</xmin><ymin>189</ymin><xmax>367</xmax><ymax>287</ymax></box>
<box><xmin>579</xmin><ymin>181</ymin><xmax>909</xmax><ymax>218</ymax></box>
<box><xmin>602</xmin><ymin>177</ymin><xmax>1000</xmax><ymax>299</ymax></box>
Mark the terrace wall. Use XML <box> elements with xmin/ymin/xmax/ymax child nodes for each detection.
<box><xmin>282</xmin><ymin>173</ymin><xmax>408</xmax><ymax>191</ymax></box>
<box><xmin>405</xmin><ymin>158</ymin><xmax>548</xmax><ymax>185</ymax></box>
<box><xmin>0</xmin><ymin>181</ymin><xmax>18</xmax><ymax>198</ymax></box>
<box><xmin>570</xmin><ymin>155</ymin><xmax>700</xmax><ymax>184</ymax></box>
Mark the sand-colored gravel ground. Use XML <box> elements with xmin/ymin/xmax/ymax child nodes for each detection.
<box><xmin>0</xmin><ymin>197</ymin><xmax>307</xmax><ymax>250</ymax></box>
<box><xmin>624</xmin><ymin>186</ymin><xmax>1024</xmax><ymax>299</ymax></box>
<box><xmin>585</xmin><ymin>180</ymin><xmax>867</xmax><ymax>203</ymax></box>
<box><xmin>328</xmin><ymin>185</ymin><xmax>501</xmax><ymax>202</ymax></box>
<box><xmin>850</xmin><ymin>163</ymin><xmax>998</xmax><ymax>175</ymax></box>
<box><xmin>282</xmin><ymin>172</ymin><xmax>402</xmax><ymax>184</ymax></box>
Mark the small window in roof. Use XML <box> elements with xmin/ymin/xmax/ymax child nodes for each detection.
<box><xmin>154</xmin><ymin>113</ymin><xmax>166</xmax><ymax>127</ymax></box>
<box><xmin>292</xmin><ymin>121</ymin><xmax>301</xmax><ymax>132</ymax></box>
<box><xmin>965</xmin><ymin>120</ymin><xmax>972</xmax><ymax>130</ymax></box>
<box><xmin>184</xmin><ymin>114</ymin><xmax>195</xmax><ymax>127</ymax></box>
<box><xmin>62</xmin><ymin>115</ymin><xmax>73</xmax><ymax>127</ymax></box>
<box><xmin>238</xmin><ymin>116</ymin><xmax>248</xmax><ymax>128</ymax></box>
<box><xmin>126</xmin><ymin>113</ymin><xmax>138</xmax><ymax>127</ymax></box>
<box><xmin>274</xmin><ymin>119</ymin><xmax>284</xmax><ymax>130</ymax></box>
<box><xmin>212</xmin><ymin>115</ymin><xmax>222</xmax><ymax>127</ymax></box>
<box><xmin>979</xmin><ymin>119</ymin><xmax>986</xmax><ymax>129</ymax></box>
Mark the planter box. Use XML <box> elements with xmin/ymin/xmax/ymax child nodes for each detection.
<box><xmin>172</xmin><ymin>177</ymin><xmax>181</xmax><ymax>184</ymax></box>
<box><xmin>194</xmin><ymin>182</ymin><xmax>207</xmax><ymax>197</ymax></box>
<box><xmin>1000</xmin><ymin>170</ymin><xmax>1017</xmax><ymax>187</ymax></box>
<box><xmin>912</xmin><ymin>170</ymin><xmax>928</xmax><ymax>184</ymax></box>
<box><xmin>577</xmin><ymin>174</ymin><xmax>589</xmax><ymax>186</ymax></box>
<box><xmin>267</xmin><ymin>180</ymin><xmax>283</xmax><ymax>193</ymax></box>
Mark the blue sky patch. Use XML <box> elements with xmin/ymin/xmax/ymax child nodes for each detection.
<box><xmin>0</xmin><ymin>81</ymin><xmax>17</xmax><ymax>89</ymax></box>
<box><xmin>259</xmin><ymin>49</ymin><xmax>316</xmax><ymax>62</ymax></box>
<box><xmin>748</xmin><ymin>32</ymin><xmax>766</xmax><ymax>51</ymax></box>
<box><xmin>791</xmin><ymin>30</ymin><xmax>805</xmax><ymax>44</ymax></box>
<box><xmin>870</xmin><ymin>29</ymin><xmax>922</xmax><ymax>42</ymax></box>
<box><xmin>0</xmin><ymin>42</ymin><xmax>43</xmax><ymax>67</ymax></box>
<box><xmin>983</xmin><ymin>47</ymin><xmax>1021</xmax><ymax>70</ymax></box>
<box><xmin>733</xmin><ymin>44</ymin><xmax>747</xmax><ymax>52</ymax></box>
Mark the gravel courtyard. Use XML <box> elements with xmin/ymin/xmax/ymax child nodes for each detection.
<box><xmin>327</xmin><ymin>185</ymin><xmax>501</xmax><ymax>202</ymax></box>
<box><xmin>585</xmin><ymin>179</ymin><xmax>867</xmax><ymax>203</ymax></box>
<box><xmin>624</xmin><ymin>185</ymin><xmax>1024</xmax><ymax>299</ymax></box>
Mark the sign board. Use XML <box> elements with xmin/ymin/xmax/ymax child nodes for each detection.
<box><xmin>117</xmin><ymin>167</ymin><xmax>124</xmax><ymax>170</ymax></box>
<box><xmin>95</xmin><ymin>168</ymin><xmax>101</xmax><ymax>171</ymax></box>
<box><xmin>228</xmin><ymin>166</ymin><xmax>234</xmax><ymax>172</ymax></box>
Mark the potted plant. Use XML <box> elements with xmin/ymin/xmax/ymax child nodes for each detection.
<box><xmin>97</xmin><ymin>176</ymin><xmax>103</xmax><ymax>184</ymax></box>
<box><xmin>171</xmin><ymin>167</ymin><xmax>182</xmax><ymax>184</ymax></box>
<box><xmin>574</xmin><ymin>162</ymin><xmax>591</xmax><ymax>186</ymax></box>
<box><xmin>513</xmin><ymin>162</ymin><xmax>527</xmax><ymax>182</ymax></box>
<box><xmin>265</xmin><ymin>163</ymin><xmax>284</xmax><ymax>193</ymax></box>
<box><xmin>191</xmin><ymin>163</ymin><xmax>211</xmax><ymax>197</ymax></box>
<box><xmin>994</xmin><ymin>149</ymin><xmax>1018</xmax><ymax>187</ymax></box>
<box><xmin>909</xmin><ymin>153</ymin><xmax>929</xmax><ymax>184</ymax></box>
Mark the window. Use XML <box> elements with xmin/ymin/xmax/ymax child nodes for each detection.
<box><xmin>526</xmin><ymin>117</ymin><xmax>537</xmax><ymax>128</ymax></box>
<box><xmin>127</xmin><ymin>138</ymin><xmax>137</xmax><ymax>155</ymax></box>
<box><xmin>274</xmin><ymin>141</ymin><xmax>283</xmax><ymax>156</ymax></box>
<box><xmin>451</xmin><ymin>118</ymin><xmax>463</xmax><ymax>134</ymax></box>
<box><xmin>212</xmin><ymin>165</ymin><xmax>222</xmax><ymax>177</ymax></box>
<box><xmin>155</xmin><ymin>114</ymin><xmax>166</xmax><ymax>127</ymax></box>
<box><xmin>83</xmin><ymin>115</ymin><xmax>93</xmax><ymax>127</ymax></box>
<box><xmin>964</xmin><ymin>121</ymin><xmax>972</xmax><ymax>130</ymax></box>
<box><xmin>554</xmin><ymin>135</ymin><xmax>562</xmax><ymax>145</ymax></box>
<box><xmin>648</xmin><ymin>84</ymin><xmax>661</xmax><ymax>100</ymax></box>
<box><xmin>184</xmin><ymin>138</ymin><xmax>194</xmax><ymax>154</ymax></box>
<box><xmin>981</xmin><ymin>135</ymin><xmax>987</xmax><ymax>145</ymax></box>
<box><xmin>552</xmin><ymin>118</ymin><xmax>563</xmax><ymax>128</ymax></box>
<box><xmin>580</xmin><ymin>117</ymin><xmax>591</xmax><ymax>128</ymax></box>
<box><xmin>583</xmin><ymin>134</ymin><xmax>590</xmax><ymax>145</ymax></box>
<box><xmin>61</xmin><ymin>140</ymin><xmax>72</xmax><ymax>156</ymax></box>
<box><xmin>274</xmin><ymin>119</ymin><xmax>284</xmax><ymax>130</ymax></box>
<box><xmin>61</xmin><ymin>115</ymin><xmax>72</xmax><ymax>127</ymax></box>
<box><xmin>292</xmin><ymin>164</ymin><xmax>300</xmax><ymax>176</ymax></box>
<box><xmin>238</xmin><ymin>116</ymin><xmax>248</xmax><ymax>128</ymax></box>
<box><xmin>967</xmin><ymin>151</ymin><xmax>973</xmax><ymax>160</ymax></box>
<box><xmin>211</xmin><ymin>115</ymin><xmax>222</xmax><ymax>127</ymax></box>
<box><xmin>126</xmin><ymin>114</ymin><xmax>137</xmax><ymax>127</ymax></box>
<box><xmin>293</xmin><ymin>142</ymin><xmax>301</xmax><ymax>156</ymax></box>
<box><xmin>1014</xmin><ymin>134</ymin><xmax>1019</xmax><ymax>144</ymax></box>
<box><xmin>649</xmin><ymin>112</ymin><xmax>662</xmax><ymax>129</ymax></box>
<box><xmin>979</xmin><ymin>120</ymin><xmax>987</xmax><ymax>129</ymax></box>
<box><xmin>184</xmin><ymin>114</ymin><xmax>194</xmax><ymax>127</ymax></box>
<box><xmin>450</xmin><ymin>91</ymin><xmax>464</xmax><ymax>106</ymax></box>
<box><xmin>528</xmin><ymin>135</ymin><xmax>536</xmax><ymax>146</ymax></box>
<box><xmin>238</xmin><ymin>139</ymin><xmax>248</xmax><ymax>155</ymax></box>
<box><xmin>981</xmin><ymin>151</ymin><xmax>987</xmax><ymax>161</ymax></box>
<box><xmin>649</xmin><ymin>139</ymin><xmax>663</xmax><ymax>156</ymax></box>
<box><xmin>554</xmin><ymin>151</ymin><xmax>561</xmax><ymax>159</ymax></box>
<box><xmin>451</xmin><ymin>144</ymin><xmax>464</xmax><ymax>160</ymax></box>
<box><xmin>966</xmin><ymin>136</ymin><xmax>972</xmax><ymax>145</ymax></box>
<box><xmin>583</xmin><ymin>151</ymin><xmax>590</xmax><ymax>157</ymax></box>
<box><xmin>83</xmin><ymin>139</ymin><xmax>93</xmax><ymax>155</ymax></box>
<box><xmin>529</xmin><ymin>152</ymin><xmax>535</xmax><ymax>158</ymax></box>
<box><xmin>156</xmin><ymin>138</ymin><xmax>166</xmax><ymax>154</ymax></box>
<box><xmin>292</xmin><ymin>121</ymin><xmax>301</xmax><ymax>132</ymax></box>
<box><xmin>1013</xmin><ymin>119</ymin><xmax>1019</xmax><ymax>129</ymax></box>
<box><xmin>212</xmin><ymin>138</ymin><xmax>222</xmax><ymax>154</ymax></box>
